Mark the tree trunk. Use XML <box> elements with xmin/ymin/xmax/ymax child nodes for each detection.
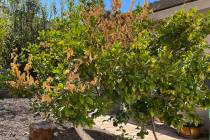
<box><xmin>74</xmin><ymin>126</ymin><xmax>94</xmax><ymax>140</ymax></box>
<box><xmin>151</xmin><ymin>117</ymin><xmax>158</xmax><ymax>140</ymax></box>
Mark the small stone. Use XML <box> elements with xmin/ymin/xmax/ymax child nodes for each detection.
<box><xmin>53</xmin><ymin>131</ymin><xmax>58</xmax><ymax>137</ymax></box>
<box><xmin>9</xmin><ymin>132</ymin><xmax>15</xmax><ymax>137</ymax></box>
<box><xmin>7</xmin><ymin>115</ymin><xmax>15</xmax><ymax>119</ymax></box>
<box><xmin>0</xmin><ymin>106</ymin><xmax>4</xmax><ymax>110</ymax></box>
<box><xmin>20</xmin><ymin>117</ymin><xmax>28</xmax><ymax>122</ymax></box>
<box><xmin>33</xmin><ymin>112</ymin><xmax>41</xmax><ymax>118</ymax></box>
<box><xmin>23</xmin><ymin>132</ymin><xmax>29</xmax><ymax>136</ymax></box>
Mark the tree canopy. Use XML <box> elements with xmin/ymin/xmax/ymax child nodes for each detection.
<box><xmin>0</xmin><ymin>0</ymin><xmax>210</xmax><ymax>139</ymax></box>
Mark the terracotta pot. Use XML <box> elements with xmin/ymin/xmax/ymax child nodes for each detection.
<box><xmin>178</xmin><ymin>126</ymin><xmax>200</xmax><ymax>139</ymax></box>
<box><xmin>29</xmin><ymin>121</ymin><xmax>56</xmax><ymax>140</ymax></box>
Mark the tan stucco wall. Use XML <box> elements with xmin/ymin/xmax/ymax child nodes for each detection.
<box><xmin>149</xmin><ymin>0</ymin><xmax>210</xmax><ymax>20</ymax></box>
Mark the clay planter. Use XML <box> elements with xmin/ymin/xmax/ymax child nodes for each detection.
<box><xmin>178</xmin><ymin>123</ymin><xmax>201</xmax><ymax>139</ymax></box>
<box><xmin>29</xmin><ymin>121</ymin><xmax>56</xmax><ymax>140</ymax></box>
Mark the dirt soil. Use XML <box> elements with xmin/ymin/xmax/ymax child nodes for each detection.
<box><xmin>0</xmin><ymin>98</ymin><xmax>119</xmax><ymax>140</ymax></box>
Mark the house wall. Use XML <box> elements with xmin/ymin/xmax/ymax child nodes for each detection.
<box><xmin>149</xmin><ymin>0</ymin><xmax>210</xmax><ymax>20</ymax></box>
<box><xmin>149</xmin><ymin>0</ymin><xmax>210</xmax><ymax>134</ymax></box>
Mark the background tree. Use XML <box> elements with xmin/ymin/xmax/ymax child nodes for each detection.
<box><xmin>0</xmin><ymin>14</ymin><xmax>10</xmax><ymax>65</ymax></box>
<box><xmin>0</xmin><ymin>0</ymin><xmax>48</xmax><ymax>67</ymax></box>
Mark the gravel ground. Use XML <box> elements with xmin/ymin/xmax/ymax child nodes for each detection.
<box><xmin>0</xmin><ymin>99</ymin><xmax>119</xmax><ymax>140</ymax></box>
<box><xmin>0</xmin><ymin>99</ymin><xmax>208</xmax><ymax>140</ymax></box>
<box><xmin>0</xmin><ymin>99</ymin><xmax>41</xmax><ymax>140</ymax></box>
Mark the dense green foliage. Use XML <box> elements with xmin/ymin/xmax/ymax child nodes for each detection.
<box><xmin>0</xmin><ymin>0</ymin><xmax>66</xmax><ymax>66</ymax></box>
<box><xmin>0</xmin><ymin>16</ymin><xmax>10</xmax><ymax>64</ymax></box>
<box><xmin>0</xmin><ymin>0</ymin><xmax>62</xmax><ymax>95</ymax></box>
<box><xmin>24</xmin><ymin>6</ymin><xmax>210</xmax><ymax>139</ymax></box>
<box><xmin>0</xmin><ymin>0</ymin><xmax>210</xmax><ymax>139</ymax></box>
<box><xmin>0</xmin><ymin>15</ymin><xmax>10</xmax><ymax>88</ymax></box>
<box><xmin>27</xmin><ymin>9</ymin><xmax>108</xmax><ymax>126</ymax></box>
<box><xmin>98</xmin><ymin>10</ymin><xmax>210</xmax><ymax>135</ymax></box>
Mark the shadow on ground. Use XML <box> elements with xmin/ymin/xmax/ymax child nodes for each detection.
<box><xmin>54</xmin><ymin>126</ymin><xmax>120</xmax><ymax>140</ymax></box>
